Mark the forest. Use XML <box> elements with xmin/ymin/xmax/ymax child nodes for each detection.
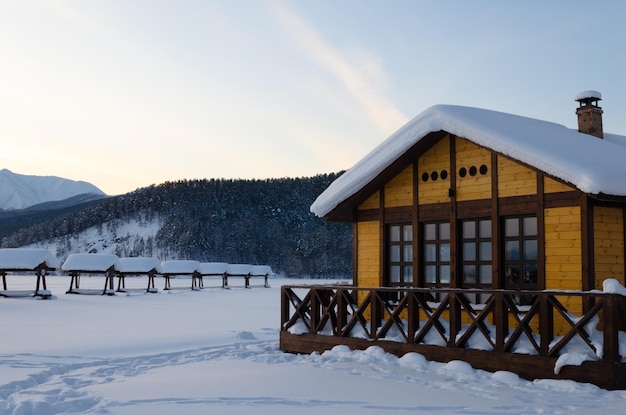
<box><xmin>0</xmin><ymin>173</ymin><xmax>352</xmax><ymax>278</ymax></box>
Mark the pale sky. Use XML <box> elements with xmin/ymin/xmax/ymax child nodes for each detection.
<box><xmin>2</xmin><ymin>1</ymin><xmax>626</xmax><ymax>195</ymax></box>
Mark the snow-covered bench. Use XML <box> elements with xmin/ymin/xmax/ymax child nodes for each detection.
<box><xmin>0</xmin><ymin>248</ymin><xmax>57</xmax><ymax>298</ymax></box>
<box><xmin>62</xmin><ymin>253</ymin><xmax>120</xmax><ymax>295</ymax></box>
<box><xmin>115</xmin><ymin>257</ymin><xmax>160</xmax><ymax>293</ymax></box>
<box><xmin>224</xmin><ymin>264</ymin><xmax>272</xmax><ymax>288</ymax></box>
<box><xmin>158</xmin><ymin>260</ymin><xmax>200</xmax><ymax>290</ymax></box>
<box><xmin>195</xmin><ymin>262</ymin><xmax>229</xmax><ymax>288</ymax></box>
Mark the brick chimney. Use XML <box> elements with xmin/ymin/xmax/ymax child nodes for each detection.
<box><xmin>575</xmin><ymin>90</ymin><xmax>603</xmax><ymax>138</ymax></box>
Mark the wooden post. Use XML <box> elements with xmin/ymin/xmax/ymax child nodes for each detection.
<box><xmin>539</xmin><ymin>294</ymin><xmax>554</xmax><ymax>357</ymax></box>
<box><xmin>603</xmin><ymin>294</ymin><xmax>621</xmax><ymax>364</ymax></box>
<box><xmin>448</xmin><ymin>291</ymin><xmax>461</xmax><ymax>347</ymax></box>
<box><xmin>494</xmin><ymin>292</ymin><xmax>507</xmax><ymax>352</ymax></box>
<box><xmin>280</xmin><ymin>287</ymin><xmax>291</xmax><ymax>331</ymax></box>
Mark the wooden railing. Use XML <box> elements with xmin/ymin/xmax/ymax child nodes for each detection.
<box><xmin>281</xmin><ymin>285</ymin><xmax>626</xmax><ymax>364</ymax></box>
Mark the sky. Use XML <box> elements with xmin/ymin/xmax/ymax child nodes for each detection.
<box><xmin>2</xmin><ymin>1</ymin><xmax>626</xmax><ymax>196</ymax></box>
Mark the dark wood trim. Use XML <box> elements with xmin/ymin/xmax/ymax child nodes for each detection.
<box><xmin>544</xmin><ymin>191</ymin><xmax>581</xmax><ymax>208</ymax></box>
<box><xmin>352</xmin><ymin>223</ymin><xmax>358</xmax><ymax>286</ymax></box>
<box><xmin>456</xmin><ymin>200</ymin><xmax>492</xmax><ymax>218</ymax></box>
<box><xmin>498</xmin><ymin>195</ymin><xmax>538</xmax><ymax>215</ymax></box>
<box><xmin>418</xmin><ymin>202</ymin><xmax>452</xmax><ymax>221</ymax></box>
<box><xmin>581</xmin><ymin>196</ymin><xmax>593</xmax><ymax>294</ymax></box>
<box><xmin>382</xmin><ymin>206</ymin><xmax>413</xmax><ymax>223</ymax></box>
<box><xmin>491</xmin><ymin>153</ymin><xmax>501</xmax><ymax>289</ymax></box>
<box><xmin>537</xmin><ymin>174</ymin><xmax>546</xmax><ymax>290</ymax></box>
<box><xmin>379</xmin><ymin>187</ymin><xmax>385</xmax><ymax>287</ymax></box>
<box><xmin>449</xmin><ymin>136</ymin><xmax>458</xmax><ymax>288</ymax></box>
<box><xmin>413</xmin><ymin>160</ymin><xmax>420</xmax><ymax>288</ymax></box>
<box><xmin>620</xmin><ymin>206</ymin><xmax>626</xmax><ymax>285</ymax></box>
<box><xmin>356</xmin><ymin>209</ymin><xmax>379</xmax><ymax>222</ymax></box>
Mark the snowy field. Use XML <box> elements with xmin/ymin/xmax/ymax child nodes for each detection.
<box><xmin>1</xmin><ymin>276</ymin><xmax>626</xmax><ymax>415</ymax></box>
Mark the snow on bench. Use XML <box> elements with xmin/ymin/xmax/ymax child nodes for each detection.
<box><xmin>0</xmin><ymin>248</ymin><xmax>58</xmax><ymax>299</ymax></box>
<box><xmin>116</xmin><ymin>257</ymin><xmax>161</xmax><ymax>293</ymax></box>
<box><xmin>62</xmin><ymin>253</ymin><xmax>120</xmax><ymax>295</ymax></box>
<box><xmin>158</xmin><ymin>260</ymin><xmax>200</xmax><ymax>290</ymax></box>
<box><xmin>225</xmin><ymin>264</ymin><xmax>272</xmax><ymax>288</ymax></box>
<box><xmin>195</xmin><ymin>262</ymin><xmax>229</xmax><ymax>288</ymax></box>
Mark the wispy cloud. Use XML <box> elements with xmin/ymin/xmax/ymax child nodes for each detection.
<box><xmin>270</xmin><ymin>2</ymin><xmax>408</xmax><ymax>135</ymax></box>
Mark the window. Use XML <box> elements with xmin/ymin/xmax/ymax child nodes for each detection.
<box><xmin>387</xmin><ymin>224</ymin><xmax>413</xmax><ymax>286</ymax></box>
<box><xmin>461</xmin><ymin>219</ymin><xmax>492</xmax><ymax>303</ymax></box>
<box><xmin>503</xmin><ymin>216</ymin><xmax>538</xmax><ymax>304</ymax></box>
<box><xmin>423</xmin><ymin>222</ymin><xmax>450</xmax><ymax>293</ymax></box>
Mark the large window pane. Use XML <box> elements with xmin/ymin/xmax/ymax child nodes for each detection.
<box><xmin>463</xmin><ymin>221</ymin><xmax>475</xmax><ymax>239</ymax></box>
<box><xmin>463</xmin><ymin>242</ymin><xmax>476</xmax><ymax>261</ymax></box>
<box><xmin>424</xmin><ymin>244</ymin><xmax>437</xmax><ymax>261</ymax></box>
<box><xmin>505</xmin><ymin>218</ymin><xmax>519</xmax><ymax>237</ymax></box>
<box><xmin>479</xmin><ymin>242</ymin><xmax>492</xmax><ymax>261</ymax></box>
<box><xmin>479</xmin><ymin>265</ymin><xmax>492</xmax><ymax>284</ymax></box>
<box><xmin>403</xmin><ymin>225</ymin><xmax>413</xmax><ymax>242</ymax></box>
<box><xmin>424</xmin><ymin>224</ymin><xmax>436</xmax><ymax>240</ymax></box>
<box><xmin>440</xmin><ymin>266</ymin><xmax>450</xmax><ymax>283</ymax></box>
<box><xmin>390</xmin><ymin>245</ymin><xmax>400</xmax><ymax>262</ymax></box>
<box><xmin>523</xmin><ymin>217</ymin><xmax>537</xmax><ymax>236</ymax></box>
<box><xmin>463</xmin><ymin>265</ymin><xmax>476</xmax><ymax>284</ymax></box>
<box><xmin>425</xmin><ymin>266</ymin><xmax>437</xmax><ymax>283</ymax></box>
<box><xmin>439</xmin><ymin>244</ymin><xmax>450</xmax><ymax>262</ymax></box>
<box><xmin>479</xmin><ymin>220</ymin><xmax>492</xmax><ymax>238</ymax></box>
<box><xmin>403</xmin><ymin>245</ymin><xmax>413</xmax><ymax>262</ymax></box>
<box><xmin>439</xmin><ymin>223</ymin><xmax>450</xmax><ymax>240</ymax></box>
<box><xmin>523</xmin><ymin>240</ymin><xmax>538</xmax><ymax>260</ymax></box>
<box><xmin>389</xmin><ymin>225</ymin><xmax>401</xmax><ymax>242</ymax></box>
<box><xmin>505</xmin><ymin>241</ymin><xmax>519</xmax><ymax>260</ymax></box>
<box><xmin>390</xmin><ymin>266</ymin><xmax>400</xmax><ymax>283</ymax></box>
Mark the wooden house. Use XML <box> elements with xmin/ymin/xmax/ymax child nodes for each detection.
<box><xmin>280</xmin><ymin>92</ymin><xmax>626</xmax><ymax>389</ymax></box>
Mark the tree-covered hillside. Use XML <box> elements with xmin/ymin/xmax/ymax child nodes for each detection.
<box><xmin>1</xmin><ymin>173</ymin><xmax>352</xmax><ymax>278</ymax></box>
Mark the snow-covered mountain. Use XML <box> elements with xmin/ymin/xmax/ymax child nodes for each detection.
<box><xmin>0</xmin><ymin>169</ymin><xmax>106</xmax><ymax>211</ymax></box>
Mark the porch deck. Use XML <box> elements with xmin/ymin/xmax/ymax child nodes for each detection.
<box><xmin>280</xmin><ymin>285</ymin><xmax>626</xmax><ymax>390</ymax></box>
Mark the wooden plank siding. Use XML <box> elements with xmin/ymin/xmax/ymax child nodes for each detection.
<box><xmin>356</xmin><ymin>221</ymin><xmax>380</xmax><ymax>288</ymax></box>
<box><xmin>417</xmin><ymin>135</ymin><xmax>451</xmax><ymax>205</ymax></box>
<box><xmin>593</xmin><ymin>206</ymin><xmax>625</xmax><ymax>289</ymax></box>
<box><xmin>455</xmin><ymin>139</ymin><xmax>491</xmax><ymax>202</ymax></box>
<box><xmin>497</xmin><ymin>157</ymin><xmax>537</xmax><ymax>197</ymax></box>
<box><xmin>384</xmin><ymin>165</ymin><xmax>413</xmax><ymax>208</ymax></box>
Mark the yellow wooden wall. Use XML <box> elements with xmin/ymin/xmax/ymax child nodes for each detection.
<box><xmin>384</xmin><ymin>165</ymin><xmax>413</xmax><ymax>208</ymax></box>
<box><xmin>455</xmin><ymin>139</ymin><xmax>491</xmax><ymax>202</ymax></box>
<box><xmin>544</xmin><ymin>177</ymin><xmax>573</xmax><ymax>193</ymax></box>
<box><xmin>359</xmin><ymin>191</ymin><xmax>380</xmax><ymax>211</ymax></box>
<box><xmin>356</xmin><ymin>220</ymin><xmax>380</xmax><ymax>288</ymax></box>
<box><xmin>498</xmin><ymin>156</ymin><xmax>536</xmax><ymax>197</ymax></box>
<box><xmin>544</xmin><ymin>206</ymin><xmax>582</xmax><ymax>316</ymax></box>
<box><xmin>418</xmin><ymin>136</ymin><xmax>450</xmax><ymax>204</ymax></box>
<box><xmin>593</xmin><ymin>206</ymin><xmax>625</xmax><ymax>289</ymax></box>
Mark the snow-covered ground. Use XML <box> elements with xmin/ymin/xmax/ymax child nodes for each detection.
<box><xmin>1</xmin><ymin>276</ymin><xmax>625</xmax><ymax>415</ymax></box>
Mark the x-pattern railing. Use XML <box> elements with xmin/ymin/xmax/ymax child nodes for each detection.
<box><xmin>281</xmin><ymin>285</ymin><xmax>625</xmax><ymax>363</ymax></box>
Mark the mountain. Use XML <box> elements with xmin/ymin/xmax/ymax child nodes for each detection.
<box><xmin>1</xmin><ymin>174</ymin><xmax>353</xmax><ymax>278</ymax></box>
<box><xmin>0</xmin><ymin>169</ymin><xmax>106</xmax><ymax>211</ymax></box>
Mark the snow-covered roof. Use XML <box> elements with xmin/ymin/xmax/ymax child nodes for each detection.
<box><xmin>158</xmin><ymin>260</ymin><xmax>200</xmax><ymax>275</ymax></box>
<box><xmin>196</xmin><ymin>262</ymin><xmax>229</xmax><ymax>275</ymax></box>
<box><xmin>62</xmin><ymin>253</ymin><xmax>120</xmax><ymax>272</ymax></box>
<box><xmin>251</xmin><ymin>265</ymin><xmax>273</xmax><ymax>276</ymax></box>
<box><xmin>575</xmin><ymin>90</ymin><xmax>602</xmax><ymax>101</ymax></box>
<box><xmin>311</xmin><ymin>104</ymin><xmax>626</xmax><ymax>218</ymax></box>
<box><xmin>0</xmin><ymin>248</ymin><xmax>58</xmax><ymax>270</ymax></box>
<box><xmin>226</xmin><ymin>264</ymin><xmax>253</xmax><ymax>276</ymax></box>
<box><xmin>116</xmin><ymin>257</ymin><xmax>161</xmax><ymax>273</ymax></box>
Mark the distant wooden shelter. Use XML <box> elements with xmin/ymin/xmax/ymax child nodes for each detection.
<box><xmin>0</xmin><ymin>248</ymin><xmax>57</xmax><ymax>298</ymax></box>
<box><xmin>62</xmin><ymin>253</ymin><xmax>120</xmax><ymax>295</ymax></box>
<box><xmin>159</xmin><ymin>260</ymin><xmax>200</xmax><ymax>290</ymax></box>
<box><xmin>116</xmin><ymin>257</ymin><xmax>160</xmax><ymax>293</ymax></box>
<box><xmin>195</xmin><ymin>262</ymin><xmax>229</xmax><ymax>288</ymax></box>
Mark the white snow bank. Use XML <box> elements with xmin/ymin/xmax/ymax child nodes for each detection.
<box><xmin>311</xmin><ymin>104</ymin><xmax>626</xmax><ymax>217</ymax></box>
<box><xmin>0</xmin><ymin>248</ymin><xmax>58</xmax><ymax>270</ymax></box>
<box><xmin>227</xmin><ymin>264</ymin><xmax>254</xmax><ymax>275</ymax></box>
<box><xmin>251</xmin><ymin>265</ymin><xmax>274</xmax><ymax>276</ymax></box>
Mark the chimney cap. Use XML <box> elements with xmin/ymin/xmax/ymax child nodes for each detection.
<box><xmin>575</xmin><ymin>90</ymin><xmax>602</xmax><ymax>102</ymax></box>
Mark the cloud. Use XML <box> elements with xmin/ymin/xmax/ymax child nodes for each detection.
<box><xmin>270</xmin><ymin>2</ymin><xmax>408</xmax><ymax>135</ymax></box>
